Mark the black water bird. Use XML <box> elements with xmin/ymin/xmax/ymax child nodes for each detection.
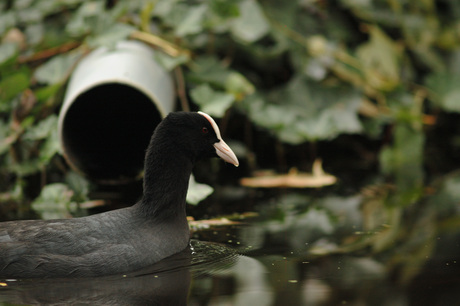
<box><xmin>0</xmin><ymin>111</ymin><xmax>239</xmax><ymax>278</ymax></box>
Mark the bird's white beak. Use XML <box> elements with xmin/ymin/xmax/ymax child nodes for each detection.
<box><xmin>214</xmin><ymin>139</ymin><xmax>239</xmax><ymax>167</ymax></box>
<box><xmin>198</xmin><ymin>111</ymin><xmax>239</xmax><ymax>167</ymax></box>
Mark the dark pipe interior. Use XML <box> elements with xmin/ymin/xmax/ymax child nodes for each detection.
<box><xmin>62</xmin><ymin>83</ymin><xmax>162</xmax><ymax>183</ymax></box>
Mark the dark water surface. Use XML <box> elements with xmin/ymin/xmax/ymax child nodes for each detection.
<box><xmin>1</xmin><ymin>232</ymin><xmax>459</xmax><ymax>306</ymax></box>
<box><xmin>2</xmin><ymin>174</ymin><xmax>460</xmax><ymax>306</ymax></box>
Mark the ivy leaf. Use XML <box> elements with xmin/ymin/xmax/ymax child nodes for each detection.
<box><xmin>34</xmin><ymin>51</ymin><xmax>82</xmax><ymax>85</ymax></box>
<box><xmin>380</xmin><ymin>122</ymin><xmax>424</xmax><ymax>197</ymax></box>
<box><xmin>356</xmin><ymin>26</ymin><xmax>402</xmax><ymax>91</ymax></box>
<box><xmin>0</xmin><ymin>11</ymin><xmax>16</xmax><ymax>36</ymax></box>
<box><xmin>0</xmin><ymin>42</ymin><xmax>18</xmax><ymax>65</ymax></box>
<box><xmin>154</xmin><ymin>52</ymin><xmax>189</xmax><ymax>71</ymax></box>
<box><xmin>186</xmin><ymin>175</ymin><xmax>214</xmax><ymax>205</ymax></box>
<box><xmin>65</xmin><ymin>171</ymin><xmax>90</xmax><ymax>203</ymax></box>
<box><xmin>244</xmin><ymin>76</ymin><xmax>363</xmax><ymax>144</ymax></box>
<box><xmin>225</xmin><ymin>72</ymin><xmax>255</xmax><ymax>99</ymax></box>
<box><xmin>86</xmin><ymin>23</ymin><xmax>135</xmax><ymax>48</ymax></box>
<box><xmin>65</xmin><ymin>1</ymin><xmax>106</xmax><ymax>37</ymax></box>
<box><xmin>190</xmin><ymin>83</ymin><xmax>235</xmax><ymax>117</ymax></box>
<box><xmin>208</xmin><ymin>0</ymin><xmax>240</xmax><ymax>19</ymax></box>
<box><xmin>189</xmin><ymin>56</ymin><xmax>255</xmax><ymax>98</ymax></box>
<box><xmin>23</xmin><ymin>114</ymin><xmax>58</xmax><ymax>141</ymax></box>
<box><xmin>0</xmin><ymin>120</ymin><xmax>10</xmax><ymax>155</ymax></box>
<box><xmin>31</xmin><ymin>183</ymin><xmax>78</xmax><ymax>220</ymax></box>
<box><xmin>175</xmin><ymin>4</ymin><xmax>207</xmax><ymax>37</ymax></box>
<box><xmin>230</xmin><ymin>0</ymin><xmax>270</xmax><ymax>43</ymax></box>
<box><xmin>39</xmin><ymin>127</ymin><xmax>61</xmax><ymax>163</ymax></box>
<box><xmin>425</xmin><ymin>72</ymin><xmax>460</xmax><ymax>112</ymax></box>
<box><xmin>0</xmin><ymin>71</ymin><xmax>30</xmax><ymax>102</ymax></box>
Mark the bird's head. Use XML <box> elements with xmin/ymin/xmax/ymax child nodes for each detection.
<box><xmin>157</xmin><ymin>111</ymin><xmax>239</xmax><ymax>167</ymax></box>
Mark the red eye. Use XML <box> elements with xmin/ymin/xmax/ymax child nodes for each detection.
<box><xmin>202</xmin><ymin>127</ymin><xmax>208</xmax><ymax>134</ymax></box>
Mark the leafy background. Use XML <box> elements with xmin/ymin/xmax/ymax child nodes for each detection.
<box><xmin>1</xmin><ymin>0</ymin><xmax>460</xmax><ymax>294</ymax></box>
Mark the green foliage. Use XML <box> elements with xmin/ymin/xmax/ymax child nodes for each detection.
<box><xmin>31</xmin><ymin>183</ymin><xmax>80</xmax><ymax>219</ymax></box>
<box><xmin>243</xmin><ymin>76</ymin><xmax>363</xmax><ymax>143</ymax></box>
<box><xmin>0</xmin><ymin>1</ymin><xmax>460</xmax><ymax>285</ymax></box>
<box><xmin>186</xmin><ymin>174</ymin><xmax>214</xmax><ymax>205</ymax></box>
<box><xmin>190</xmin><ymin>83</ymin><xmax>234</xmax><ymax>117</ymax></box>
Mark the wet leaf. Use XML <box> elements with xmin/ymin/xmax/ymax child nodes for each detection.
<box><xmin>190</xmin><ymin>83</ymin><xmax>235</xmax><ymax>117</ymax></box>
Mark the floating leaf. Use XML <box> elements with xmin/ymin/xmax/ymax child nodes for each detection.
<box><xmin>189</xmin><ymin>217</ymin><xmax>240</xmax><ymax>232</ymax></box>
<box><xmin>240</xmin><ymin>160</ymin><xmax>337</xmax><ymax>188</ymax></box>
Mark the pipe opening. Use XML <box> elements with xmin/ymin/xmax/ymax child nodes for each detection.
<box><xmin>62</xmin><ymin>83</ymin><xmax>162</xmax><ymax>183</ymax></box>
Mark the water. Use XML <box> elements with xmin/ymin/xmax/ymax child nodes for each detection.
<box><xmin>2</xmin><ymin>184</ymin><xmax>460</xmax><ymax>305</ymax></box>
<box><xmin>1</xmin><ymin>232</ymin><xmax>459</xmax><ymax>305</ymax></box>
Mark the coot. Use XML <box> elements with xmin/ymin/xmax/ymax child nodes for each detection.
<box><xmin>0</xmin><ymin>111</ymin><xmax>239</xmax><ymax>278</ymax></box>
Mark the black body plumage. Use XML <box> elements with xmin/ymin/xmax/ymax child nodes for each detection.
<box><xmin>0</xmin><ymin>112</ymin><xmax>238</xmax><ymax>278</ymax></box>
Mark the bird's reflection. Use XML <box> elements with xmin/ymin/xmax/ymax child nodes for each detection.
<box><xmin>0</xmin><ymin>240</ymin><xmax>240</xmax><ymax>305</ymax></box>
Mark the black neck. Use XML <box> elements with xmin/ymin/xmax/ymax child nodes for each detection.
<box><xmin>137</xmin><ymin>139</ymin><xmax>193</xmax><ymax>220</ymax></box>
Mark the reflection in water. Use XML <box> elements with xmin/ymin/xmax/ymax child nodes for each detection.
<box><xmin>1</xmin><ymin>221</ymin><xmax>459</xmax><ymax>305</ymax></box>
<box><xmin>0</xmin><ymin>240</ymin><xmax>241</xmax><ymax>305</ymax></box>
<box><xmin>0</xmin><ymin>268</ymin><xmax>190</xmax><ymax>305</ymax></box>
